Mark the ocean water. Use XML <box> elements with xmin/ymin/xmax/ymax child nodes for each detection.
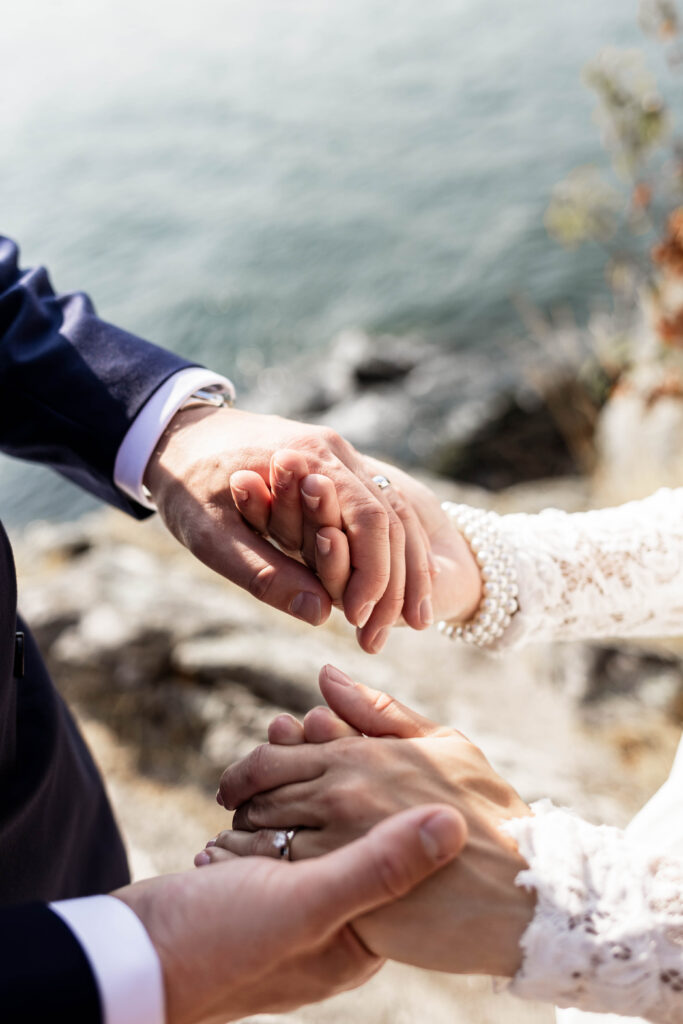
<box><xmin>0</xmin><ymin>0</ymin><xmax>675</xmax><ymax>523</ymax></box>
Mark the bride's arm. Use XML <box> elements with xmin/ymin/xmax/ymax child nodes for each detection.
<box><xmin>226</xmin><ymin>447</ymin><xmax>683</xmax><ymax>647</ymax></box>
<box><xmin>476</xmin><ymin>487</ymin><xmax>683</xmax><ymax>649</ymax></box>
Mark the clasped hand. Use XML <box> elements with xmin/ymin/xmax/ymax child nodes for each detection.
<box><xmin>202</xmin><ymin>666</ymin><xmax>537</xmax><ymax>979</ymax></box>
<box><xmin>144</xmin><ymin>409</ymin><xmax>482</xmax><ymax>653</ymax></box>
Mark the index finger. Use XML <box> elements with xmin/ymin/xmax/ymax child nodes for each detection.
<box><xmin>219</xmin><ymin>741</ymin><xmax>328</xmax><ymax>810</ymax></box>
<box><xmin>194</xmin><ymin>512</ymin><xmax>332</xmax><ymax>627</ymax></box>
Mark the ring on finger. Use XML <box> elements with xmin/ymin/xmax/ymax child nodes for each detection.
<box><xmin>372</xmin><ymin>474</ymin><xmax>391</xmax><ymax>491</ymax></box>
<box><xmin>273</xmin><ymin>827</ymin><xmax>299</xmax><ymax>860</ymax></box>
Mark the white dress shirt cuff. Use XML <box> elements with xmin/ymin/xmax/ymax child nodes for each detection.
<box><xmin>114</xmin><ymin>367</ymin><xmax>235</xmax><ymax>510</ymax></box>
<box><xmin>50</xmin><ymin>894</ymin><xmax>165</xmax><ymax>1024</ymax></box>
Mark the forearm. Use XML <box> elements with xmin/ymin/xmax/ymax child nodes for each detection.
<box><xmin>493</xmin><ymin>488</ymin><xmax>683</xmax><ymax>648</ymax></box>
<box><xmin>503</xmin><ymin>801</ymin><xmax>683</xmax><ymax>1023</ymax></box>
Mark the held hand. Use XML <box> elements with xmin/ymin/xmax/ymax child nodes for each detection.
<box><xmin>208</xmin><ymin>666</ymin><xmax>535</xmax><ymax>977</ymax></box>
<box><xmin>143</xmin><ymin>408</ymin><xmax>433</xmax><ymax>640</ymax></box>
<box><xmin>231</xmin><ymin>450</ymin><xmax>483</xmax><ymax>649</ymax></box>
<box><xmin>115</xmin><ymin>804</ymin><xmax>466</xmax><ymax>1024</ymax></box>
<box><xmin>227</xmin><ymin>447</ymin><xmax>437</xmax><ymax>653</ymax></box>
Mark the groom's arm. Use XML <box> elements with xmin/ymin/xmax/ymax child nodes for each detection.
<box><xmin>0</xmin><ymin>898</ymin><xmax>162</xmax><ymax>1024</ymax></box>
<box><xmin>0</xmin><ymin>235</ymin><xmax>205</xmax><ymax>516</ymax></box>
<box><xmin>0</xmin><ymin>234</ymin><xmax>418</xmax><ymax>634</ymax></box>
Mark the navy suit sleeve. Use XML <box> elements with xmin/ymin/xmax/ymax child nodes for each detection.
<box><xmin>0</xmin><ymin>903</ymin><xmax>102</xmax><ymax>1022</ymax></box>
<box><xmin>0</xmin><ymin>235</ymin><xmax>198</xmax><ymax>518</ymax></box>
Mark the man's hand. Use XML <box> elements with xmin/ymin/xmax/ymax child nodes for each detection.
<box><xmin>113</xmin><ymin>804</ymin><xmax>466</xmax><ymax>1024</ymax></box>
<box><xmin>143</xmin><ymin>408</ymin><xmax>434</xmax><ymax>650</ymax></box>
<box><xmin>207</xmin><ymin>666</ymin><xmax>536</xmax><ymax>978</ymax></box>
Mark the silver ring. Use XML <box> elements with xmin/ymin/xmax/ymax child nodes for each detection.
<box><xmin>372</xmin><ymin>474</ymin><xmax>391</xmax><ymax>491</ymax></box>
<box><xmin>273</xmin><ymin>828</ymin><xmax>298</xmax><ymax>860</ymax></box>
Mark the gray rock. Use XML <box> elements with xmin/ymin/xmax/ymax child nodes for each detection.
<box><xmin>172</xmin><ymin>633</ymin><xmax>331</xmax><ymax>712</ymax></box>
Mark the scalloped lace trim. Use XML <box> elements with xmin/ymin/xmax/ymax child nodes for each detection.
<box><xmin>502</xmin><ymin>801</ymin><xmax>683</xmax><ymax>1023</ymax></box>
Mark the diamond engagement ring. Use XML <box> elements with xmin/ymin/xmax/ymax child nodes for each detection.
<box><xmin>273</xmin><ymin>828</ymin><xmax>298</xmax><ymax>860</ymax></box>
<box><xmin>372</xmin><ymin>474</ymin><xmax>391</xmax><ymax>490</ymax></box>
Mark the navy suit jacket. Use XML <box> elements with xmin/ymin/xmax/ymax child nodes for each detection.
<box><xmin>0</xmin><ymin>236</ymin><xmax>196</xmax><ymax>1021</ymax></box>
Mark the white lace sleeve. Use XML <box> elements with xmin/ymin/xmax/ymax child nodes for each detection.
<box><xmin>494</xmin><ymin>488</ymin><xmax>683</xmax><ymax>649</ymax></box>
<box><xmin>502</xmin><ymin>801</ymin><xmax>683</xmax><ymax>1023</ymax></box>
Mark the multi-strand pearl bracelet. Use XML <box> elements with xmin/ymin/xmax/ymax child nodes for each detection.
<box><xmin>437</xmin><ymin>502</ymin><xmax>519</xmax><ymax>648</ymax></box>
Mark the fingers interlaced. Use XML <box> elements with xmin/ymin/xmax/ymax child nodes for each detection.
<box><xmin>219</xmin><ymin>742</ymin><xmax>326</xmax><ymax>810</ymax></box>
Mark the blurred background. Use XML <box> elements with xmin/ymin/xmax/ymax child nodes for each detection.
<box><xmin>4</xmin><ymin>0</ymin><xmax>683</xmax><ymax>522</ymax></box>
<box><xmin>6</xmin><ymin>7</ymin><xmax>683</xmax><ymax>1020</ymax></box>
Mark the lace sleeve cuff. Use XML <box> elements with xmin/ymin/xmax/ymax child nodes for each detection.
<box><xmin>502</xmin><ymin>801</ymin><xmax>683</xmax><ymax>1023</ymax></box>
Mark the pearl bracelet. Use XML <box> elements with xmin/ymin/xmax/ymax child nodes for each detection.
<box><xmin>437</xmin><ymin>502</ymin><xmax>519</xmax><ymax>647</ymax></box>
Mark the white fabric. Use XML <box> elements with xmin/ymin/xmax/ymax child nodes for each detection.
<box><xmin>114</xmin><ymin>367</ymin><xmax>235</xmax><ymax>510</ymax></box>
<box><xmin>468</xmin><ymin>488</ymin><xmax>683</xmax><ymax>1022</ymax></box>
<box><xmin>493</xmin><ymin>488</ymin><xmax>683</xmax><ymax>650</ymax></box>
<box><xmin>503</xmin><ymin>801</ymin><xmax>683</xmax><ymax>1023</ymax></box>
<box><xmin>555</xmin><ymin>741</ymin><xmax>683</xmax><ymax>1024</ymax></box>
<box><xmin>50</xmin><ymin>894</ymin><xmax>165</xmax><ymax>1024</ymax></box>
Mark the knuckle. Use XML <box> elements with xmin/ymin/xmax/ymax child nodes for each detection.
<box><xmin>355</xmin><ymin>501</ymin><xmax>388</xmax><ymax>531</ymax></box>
<box><xmin>387</xmin><ymin>512</ymin><xmax>405</xmax><ymax>546</ymax></box>
<box><xmin>323</xmin><ymin>779</ymin><xmax>359</xmax><ymax>820</ymax></box>
<box><xmin>248</xmin><ymin>563</ymin><xmax>278</xmax><ymax>602</ymax></box>
<box><xmin>242</xmin><ymin>743</ymin><xmax>271</xmax><ymax>792</ymax></box>
<box><xmin>316</xmin><ymin>425</ymin><xmax>342</xmax><ymax>449</ymax></box>
<box><xmin>371</xmin><ymin>690</ymin><xmax>401</xmax><ymax>717</ymax></box>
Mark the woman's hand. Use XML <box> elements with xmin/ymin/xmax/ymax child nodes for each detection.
<box><xmin>230</xmin><ymin>449</ymin><xmax>483</xmax><ymax>651</ymax></box>
<box><xmin>202</xmin><ymin>666</ymin><xmax>536</xmax><ymax>977</ymax></box>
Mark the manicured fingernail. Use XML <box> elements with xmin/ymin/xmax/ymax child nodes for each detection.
<box><xmin>419</xmin><ymin>811</ymin><xmax>460</xmax><ymax>863</ymax></box>
<box><xmin>370</xmin><ymin>627</ymin><xmax>391</xmax><ymax>653</ymax></box>
<box><xmin>316</xmin><ymin>532</ymin><xmax>332</xmax><ymax>556</ymax></box>
<box><xmin>216</xmin><ymin>789</ymin><xmax>224</xmax><ymax>806</ymax></box>
<box><xmin>206</xmin><ymin>838</ymin><xmax>217</xmax><ymax>848</ymax></box>
<box><xmin>357</xmin><ymin>602</ymin><xmax>375</xmax><ymax>628</ymax></box>
<box><xmin>291</xmin><ymin>591</ymin><xmax>323</xmax><ymax>625</ymax></box>
<box><xmin>323</xmin><ymin>664</ymin><xmax>355</xmax><ymax>687</ymax></box>
<box><xmin>301</xmin><ymin>488</ymin><xmax>321</xmax><ymax>511</ymax></box>
<box><xmin>274</xmin><ymin>463</ymin><xmax>293</xmax><ymax>487</ymax></box>
<box><xmin>195</xmin><ymin>851</ymin><xmax>211</xmax><ymax>867</ymax></box>
<box><xmin>420</xmin><ymin>596</ymin><xmax>434</xmax><ymax>626</ymax></box>
<box><xmin>232</xmin><ymin>486</ymin><xmax>249</xmax><ymax>504</ymax></box>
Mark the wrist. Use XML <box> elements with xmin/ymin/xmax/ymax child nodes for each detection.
<box><xmin>438</xmin><ymin>503</ymin><xmax>520</xmax><ymax>647</ymax></box>
<box><xmin>143</xmin><ymin>405</ymin><xmax>229</xmax><ymax>505</ymax></box>
<box><xmin>485</xmin><ymin>836</ymin><xmax>537</xmax><ymax>978</ymax></box>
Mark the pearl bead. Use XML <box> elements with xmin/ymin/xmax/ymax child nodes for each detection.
<box><xmin>440</xmin><ymin>502</ymin><xmax>518</xmax><ymax>649</ymax></box>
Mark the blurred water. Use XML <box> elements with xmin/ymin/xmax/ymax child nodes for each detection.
<box><xmin>0</xmin><ymin>0</ymin><xmax>675</xmax><ymax>523</ymax></box>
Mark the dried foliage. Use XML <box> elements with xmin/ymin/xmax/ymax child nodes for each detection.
<box><xmin>547</xmin><ymin>2</ymin><xmax>683</xmax><ymax>378</ymax></box>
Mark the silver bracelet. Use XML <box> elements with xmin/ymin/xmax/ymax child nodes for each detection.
<box><xmin>437</xmin><ymin>502</ymin><xmax>519</xmax><ymax>647</ymax></box>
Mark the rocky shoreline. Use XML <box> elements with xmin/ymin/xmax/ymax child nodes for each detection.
<box><xmin>11</xmin><ymin>352</ymin><xmax>683</xmax><ymax>1022</ymax></box>
<box><xmin>242</xmin><ymin>326</ymin><xmax>604</xmax><ymax>488</ymax></box>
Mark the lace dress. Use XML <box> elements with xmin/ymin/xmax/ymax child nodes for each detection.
<box><xmin>477</xmin><ymin>488</ymin><xmax>683</xmax><ymax>1023</ymax></box>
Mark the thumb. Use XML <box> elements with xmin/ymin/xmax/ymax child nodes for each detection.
<box><xmin>293</xmin><ymin>803</ymin><xmax>467</xmax><ymax>940</ymax></box>
<box><xmin>318</xmin><ymin>664</ymin><xmax>440</xmax><ymax>738</ymax></box>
